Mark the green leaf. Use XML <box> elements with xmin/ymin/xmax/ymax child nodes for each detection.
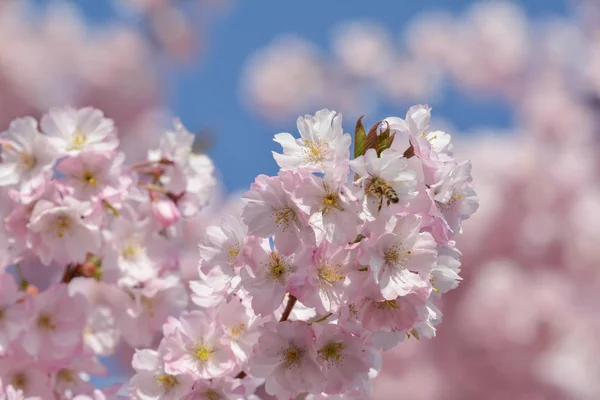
<box><xmin>353</xmin><ymin>114</ymin><xmax>367</xmax><ymax>159</ymax></box>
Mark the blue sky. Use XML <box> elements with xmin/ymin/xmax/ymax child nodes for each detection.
<box><xmin>43</xmin><ymin>0</ymin><xmax>569</xmax><ymax>193</ymax></box>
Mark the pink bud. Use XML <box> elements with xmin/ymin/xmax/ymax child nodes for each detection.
<box><xmin>152</xmin><ymin>198</ymin><xmax>181</xmax><ymax>227</ymax></box>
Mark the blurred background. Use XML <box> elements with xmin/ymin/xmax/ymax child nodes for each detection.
<box><xmin>4</xmin><ymin>0</ymin><xmax>600</xmax><ymax>398</ymax></box>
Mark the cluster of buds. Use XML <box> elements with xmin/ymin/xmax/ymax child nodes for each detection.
<box><xmin>131</xmin><ymin>106</ymin><xmax>479</xmax><ymax>399</ymax></box>
<box><xmin>0</xmin><ymin>107</ymin><xmax>215</xmax><ymax>399</ymax></box>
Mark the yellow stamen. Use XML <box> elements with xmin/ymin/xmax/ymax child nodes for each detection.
<box><xmin>37</xmin><ymin>314</ymin><xmax>56</xmax><ymax>331</ymax></box>
<box><xmin>156</xmin><ymin>374</ymin><xmax>178</xmax><ymax>391</ymax></box>
<box><xmin>317</xmin><ymin>342</ymin><xmax>345</xmax><ymax>363</ymax></box>
<box><xmin>194</xmin><ymin>345</ymin><xmax>213</xmax><ymax>362</ymax></box>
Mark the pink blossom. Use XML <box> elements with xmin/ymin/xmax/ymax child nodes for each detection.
<box><xmin>119</xmin><ymin>275</ymin><xmax>188</xmax><ymax>348</ymax></box>
<box><xmin>0</xmin><ymin>274</ymin><xmax>32</xmax><ymax>356</ymax></box>
<box><xmin>56</xmin><ymin>151</ymin><xmax>127</xmax><ymax>201</ymax></box>
<box><xmin>40</xmin><ymin>107</ymin><xmax>118</xmax><ymax>156</ymax></box>
<box><xmin>198</xmin><ymin>215</ymin><xmax>248</xmax><ymax>274</ymax></box>
<box><xmin>217</xmin><ymin>298</ymin><xmax>262</xmax><ymax>365</ymax></box>
<box><xmin>27</xmin><ymin>197</ymin><xmax>101</xmax><ymax>265</ymax></box>
<box><xmin>242</xmin><ymin>170</ymin><xmax>313</xmax><ymax>256</ymax></box>
<box><xmin>0</xmin><ymin>348</ymin><xmax>53</xmax><ymax>398</ymax></box>
<box><xmin>250</xmin><ymin>321</ymin><xmax>325</xmax><ymax>398</ymax></box>
<box><xmin>162</xmin><ymin>311</ymin><xmax>236</xmax><ymax>379</ymax></box>
<box><xmin>241</xmin><ymin>238</ymin><xmax>307</xmax><ymax>316</ymax></box>
<box><xmin>314</xmin><ymin>324</ymin><xmax>371</xmax><ymax>395</ymax></box>
<box><xmin>0</xmin><ymin>117</ymin><xmax>57</xmax><ymax>198</ymax></box>
<box><xmin>180</xmin><ymin>377</ymin><xmax>242</xmax><ymax>400</ymax></box>
<box><xmin>272</xmin><ymin>109</ymin><xmax>351</xmax><ymax>178</ymax></box>
<box><xmin>129</xmin><ymin>346</ymin><xmax>194</xmax><ymax>400</ymax></box>
<box><xmin>21</xmin><ymin>284</ymin><xmax>87</xmax><ymax>367</ymax></box>
<box><xmin>301</xmin><ymin>174</ymin><xmax>361</xmax><ymax>245</ymax></box>
<box><xmin>358</xmin><ymin>285</ymin><xmax>429</xmax><ymax>333</ymax></box>
<box><xmin>430</xmin><ymin>160</ymin><xmax>479</xmax><ymax>235</ymax></box>
<box><xmin>349</xmin><ymin>148</ymin><xmax>417</xmax><ymax>219</ymax></box>
<box><xmin>360</xmin><ymin>214</ymin><xmax>437</xmax><ymax>299</ymax></box>
<box><xmin>297</xmin><ymin>241</ymin><xmax>355</xmax><ymax>315</ymax></box>
<box><xmin>151</xmin><ymin>198</ymin><xmax>181</xmax><ymax>228</ymax></box>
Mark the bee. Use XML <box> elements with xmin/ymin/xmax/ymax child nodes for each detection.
<box><xmin>365</xmin><ymin>176</ymin><xmax>399</xmax><ymax>212</ymax></box>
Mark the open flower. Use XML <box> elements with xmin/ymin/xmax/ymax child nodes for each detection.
<box><xmin>162</xmin><ymin>311</ymin><xmax>236</xmax><ymax>379</ymax></box>
<box><xmin>250</xmin><ymin>321</ymin><xmax>325</xmax><ymax>399</ymax></box>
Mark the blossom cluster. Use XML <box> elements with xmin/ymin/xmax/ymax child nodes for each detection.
<box><xmin>0</xmin><ymin>107</ymin><xmax>215</xmax><ymax>398</ymax></box>
<box><xmin>132</xmin><ymin>106</ymin><xmax>478</xmax><ymax>399</ymax></box>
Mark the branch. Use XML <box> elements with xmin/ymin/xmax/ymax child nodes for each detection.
<box><xmin>279</xmin><ymin>294</ymin><xmax>297</xmax><ymax>322</ymax></box>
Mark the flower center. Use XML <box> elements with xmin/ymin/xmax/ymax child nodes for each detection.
<box><xmin>318</xmin><ymin>263</ymin><xmax>344</xmax><ymax>288</ymax></box>
<box><xmin>282</xmin><ymin>344</ymin><xmax>304</xmax><ymax>368</ymax></box>
<box><xmin>69</xmin><ymin>130</ymin><xmax>88</xmax><ymax>150</ymax></box>
<box><xmin>141</xmin><ymin>296</ymin><xmax>155</xmax><ymax>317</ymax></box>
<box><xmin>194</xmin><ymin>344</ymin><xmax>213</xmax><ymax>362</ymax></box>
<box><xmin>204</xmin><ymin>390</ymin><xmax>222</xmax><ymax>400</ymax></box>
<box><xmin>55</xmin><ymin>215</ymin><xmax>72</xmax><ymax>238</ymax></box>
<box><xmin>37</xmin><ymin>313</ymin><xmax>56</xmax><ymax>331</ymax></box>
<box><xmin>12</xmin><ymin>373</ymin><xmax>26</xmax><ymax>389</ymax></box>
<box><xmin>267</xmin><ymin>252</ymin><xmax>290</xmax><ymax>282</ymax></box>
<box><xmin>318</xmin><ymin>341</ymin><xmax>345</xmax><ymax>363</ymax></box>
<box><xmin>227</xmin><ymin>244</ymin><xmax>241</xmax><ymax>265</ymax></box>
<box><xmin>272</xmin><ymin>205</ymin><xmax>296</xmax><ymax>231</ymax></box>
<box><xmin>436</xmin><ymin>193</ymin><xmax>463</xmax><ymax>211</ymax></box>
<box><xmin>18</xmin><ymin>152</ymin><xmax>36</xmax><ymax>171</ymax></box>
<box><xmin>0</xmin><ymin>307</ymin><xmax>5</xmax><ymax>321</ymax></box>
<box><xmin>384</xmin><ymin>245</ymin><xmax>412</xmax><ymax>267</ymax></box>
<box><xmin>230</xmin><ymin>323</ymin><xmax>246</xmax><ymax>340</ymax></box>
<box><xmin>374</xmin><ymin>299</ymin><xmax>400</xmax><ymax>310</ymax></box>
<box><xmin>156</xmin><ymin>374</ymin><xmax>178</xmax><ymax>391</ymax></box>
<box><xmin>320</xmin><ymin>187</ymin><xmax>344</xmax><ymax>214</ymax></box>
<box><xmin>302</xmin><ymin>139</ymin><xmax>326</xmax><ymax>164</ymax></box>
<box><xmin>121</xmin><ymin>241</ymin><xmax>144</xmax><ymax>260</ymax></box>
<box><xmin>83</xmin><ymin>171</ymin><xmax>97</xmax><ymax>186</ymax></box>
<box><xmin>57</xmin><ymin>368</ymin><xmax>75</xmax><ymax>383</ymax></box>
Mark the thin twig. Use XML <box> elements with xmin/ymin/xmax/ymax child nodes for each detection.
<box><xmin>279</xmin><ymin>294</ymin><xmax>297</xmax><ymax>322</ymax></box>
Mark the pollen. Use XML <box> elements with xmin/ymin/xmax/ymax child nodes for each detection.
<box><xmin>0</xmin><ymin>308</ymin><xmax>5</xmax><ymax>321</ymax></box>
<box><xmin>318</xmin><ymin>341</ymin><xmax>345</xmax><ymax>364</ymax></box>
<box><xmin>57</xmin><ymin>369</ymin><xmax>74</xmax><ymax>383</ymax></box>
<box><xmin>55</xmin><ymin>215</ymin><xmax>71</xmax><ymax>238</ymax></box>
<box><xmin>156</xmin><ymin>374</ymin><xmax>178</xmax><ymax>391</ymax></box>
<box><xmin>302</xmin><ymin>139</ymin><xmax>327</xmax><ymax>164</ymax></box>
<box><xmin>203</xmin><ymin>390</ymin><xmax>222</xmax><ymax>400</ymax></box>
<box><xmin>437</xmin><ymin>192</ymin><xmax>463</xmax><ymax>211</ymax></box>
<box><xmin>194</xmin><ymin>344</ymin><xmax>213</xmax><ymax>362</ymax></box>
<box><xmin>37</xmin><ymin>313</ymin><xmax>56</xmax><ymax>331</ymax></box>
<box><xmin>227</xmin><ymin>243</ymin><xmax>241</xmax><ymax>265</ymax></box>
<box><xmin>375</xmin><ymin>299</ymin><xmax>400</xmax><ymax>311</ymax></box>
<box><xmin>121</xmin><ymin>241</ymin><xmax>143</xmax><ymax>260</ymax></box>
<box><xmin>320</xmin><ymin>186</ymin><xmax>344</xmax><ymax>214</ymax></box>
<box><xmin>272</xmin><ymin>205</ymin><xmax>297</xmax><ymax>230</ymax></box>
<box><xmin>384</xmin><ymin>245</ymin><xmax>412</xmax><ymax>267</ymax></box>
<box><xmin>282</xmin><ymin>345</ymin><xmax>304</xmax><ymax>368</ymax></box>
<box><xmin>267</xmin><ymin>252</ymin><xmax>289</xmax><ymax>282</ymax></box>
<box><xmin>11</xmin><ymin>373</ymin><xmax>26</xmax><ymax>389</ymax></box>
<box><xmin>230</xmin><ymin>323</ymin><xmax>246</xmax><ymax>339</ymax></box>
<box><xmin>83</xmin><ymin>171</ymin><xmax>97</xmax><ymax>186</ymax></box>
<box><xmin>318</xmin><ymin>263</ymin><xmax>344</xmax><ymax>288</ymax></box>
<box><xmin>18</xmin><ymin>152</ymin><xmax>36</xmax><ymax>170</ymax></box>
<box><xmin>69</xmin><ymin>129</ymin><xmax>88</xmax><ymax>150</ymax></box>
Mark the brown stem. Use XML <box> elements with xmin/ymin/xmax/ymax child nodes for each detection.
<box><xmin>279</xmin><ymin>294</ymin><xmax>297</xmax><ymax>322</ymax></box>
<box><xmin>60</xmin><ymin>264</ymin><xmax>75</xmax><ymax>283</ymax></box>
